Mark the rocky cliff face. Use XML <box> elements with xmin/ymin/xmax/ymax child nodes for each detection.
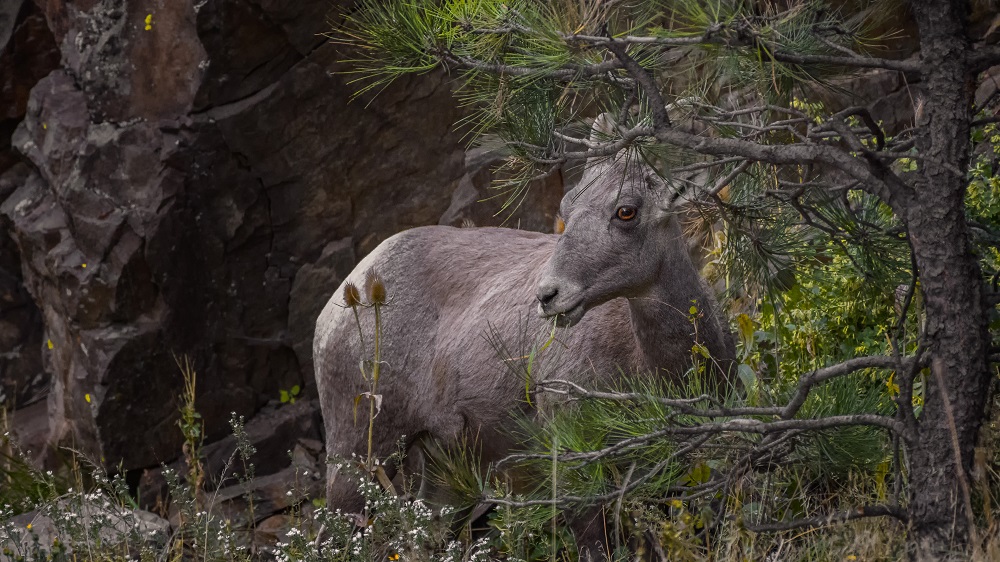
<box><xmin>0</xmin><ymin>0</ymin><xmax>562</xmax><ymax>476</ymax></box>
<box><xmin>0</xmin><ymin>0</ymin><xmax>57</xmax><ymax>413</ymax></box>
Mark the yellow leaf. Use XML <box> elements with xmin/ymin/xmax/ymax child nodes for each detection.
<box><xmin>144</xmin><ymin>14</ymin><xmax>153</xmax><ymax>31</ymax></box>
<box><xmin>46</xmin><ymin>339</ymin><xmax>53</xmax><ymax>350</ymax></box>
<box><xmin>81</xmin><ymin>263</ymin><xmax>87</xmax><ymax>268</ymax></box>
<box><xmin>85</xmin><ymin>393</ymin><xmax>91</xmax><ymax>403</ymax></box>
<box><xmin>736</xmin><ymin>313</ymin><xmax>755</xmax><ymax>342</ymax></box>
<box><xmin>886</xmin><ymin>373</ymin><xmax>900</xmax><ymax>397</ymax></box>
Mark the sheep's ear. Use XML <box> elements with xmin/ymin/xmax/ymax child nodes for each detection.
<box><xmin>654</xmin><ymin>172</ymin><xmax>695</xmax><ymax>217</ymax></box>
<box><xmin>589</xmin><ymin>112</ymin><xmax>617</xmax><ymax>142</ymax></box>
<box><xmin>582</xmin><ymin>112</ymin><xmax>618</xmax><ymax>172</ymax></box>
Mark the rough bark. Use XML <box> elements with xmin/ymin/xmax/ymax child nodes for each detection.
<box><xmin>905</xmin><ymin>1</ymin><xmax>994</xmax><ymax>558</ymax></box>
<box><xmin>0</xmin><ymin>0</ymin><xmax>565</xmax><ymax>476</ymax></box>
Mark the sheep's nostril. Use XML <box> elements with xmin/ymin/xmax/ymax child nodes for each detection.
<box><xmin>537</xmin><ymin>284</ymin><xmax>558</xmax><ymax>307</ymax></box>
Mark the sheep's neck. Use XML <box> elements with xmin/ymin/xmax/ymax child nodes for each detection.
<box><xmin>627</xmin><ymin>257</ymin><xmax>729</xmax><ymax>377</ymax></box>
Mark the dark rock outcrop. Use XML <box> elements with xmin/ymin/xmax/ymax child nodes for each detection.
<box><xmin>0</xmin><ymin>1</ymin><xmax>57</xmax><ymax>411</ymax></box>
<box><xmin>0</xmin><ymin>0</ymin><xmax>562</xmax><ymax>478</ymax></box>
<box><xmin>137</xmin><ymin>398</ymin><xmax>323</xmax><ymax>508</ymax></box>
<box><xmin>439</xmin><ymin>145</ymin><xmax>564</xmax><ymax>232</ymax></box>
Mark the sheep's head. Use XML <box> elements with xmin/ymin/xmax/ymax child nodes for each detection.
<box><xmin>536</xmin><ymin>153</ymin><xmax>684</xmax><ymax>327</ymax></box>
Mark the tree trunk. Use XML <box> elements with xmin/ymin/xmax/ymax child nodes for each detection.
<box><xmin>905</xmin><ymin>1</ymin><xmax>994</xmax><ymax>559</ymax></box>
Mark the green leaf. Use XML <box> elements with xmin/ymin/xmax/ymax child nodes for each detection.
<box><xmin>291</xmin><ymin>384</ymin><xmax>301</xmax><ymax>396</ymax></box>
<box><xmin>684</xmin><ymin>462</ymin><xmax>711</xmax><ymax>485</ymax></box>
<box><xmin>280</xmin><ymin>390</ymin><xmax>290</xmax><ymax>403</ymax></box>
<box><xmin>737</xmin><ymin>363</ymin><xmax>757</xmax><ymax>390</ymax></box>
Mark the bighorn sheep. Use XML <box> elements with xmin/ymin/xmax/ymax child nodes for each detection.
<box><xmin>313</xmin><ymin>151</ymin><xmax>736</xmax><ymax>516</ymax></box>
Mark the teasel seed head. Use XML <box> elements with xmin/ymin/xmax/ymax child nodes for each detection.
<box><xmin>364</xmin><ymin>268</ymin><xmax>387</xmax><ymax>305</ymax></box>
<box><xmin>343</xmin><ymin>281</ymin><xmax>362</xmax><ymax>309</ymax></box>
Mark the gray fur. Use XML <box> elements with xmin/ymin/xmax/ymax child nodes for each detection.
<box><xmin>313</xmin><ymin>154</ymin><xmax>735</xmax><ymax>511</ymax></box>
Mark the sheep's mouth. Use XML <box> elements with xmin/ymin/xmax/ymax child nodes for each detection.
<box><xmin>538</xmin><ymin>300</ymin><xmax>586</xmax><ymax>327</ymax></box>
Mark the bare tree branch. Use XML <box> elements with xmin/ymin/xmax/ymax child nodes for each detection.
<box><xmin>743</xmin><ymin>504</ymin><xmax>907</xmax><ymax>533</ymax></box>
<box><xmin>768</xmin><ymin>50</ymin><xmax>919</xmax><ymax>73</ymax></box>
<box><xmin>534</xmin><ymin>353</ymin><xmax>918</xmax><ymax>430</ymax></box>
<box><xmin>970</xmin><ymin>44</ymin><xmax>1000</xmax><ymax>73</ymax></box>
<box><xmin>604</xmin><ymin>40</ymin><xmax>671</xmax><ymax>128</ymax></box>
<box><xmin>707</xmin><ymin>160</ymin><xmax>752</xmax><ymax>197</ymax></box>
<box><xmin>559</xmin><ymin>29</ymin><xmax>921</xmax><ymax>73</ymax></box>
<box><xmin>662</xmin><ymin>414</ymin><xmax>905</xmax><ymax>435</ymax></box>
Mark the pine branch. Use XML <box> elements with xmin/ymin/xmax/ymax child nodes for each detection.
<box><xmin>592</xmin><ymin>44</ymin><xmax>913</xmax><ymax>209</ymax></box>
<box><xmin>604</xmin><ymin>40</ymin><xmax>671</xmax><ymax>128</ymax></box>
<box><xmin>559</xmin><ymin>29</ymin><xmax>919</xmax><ymax>72</ymax></box>
<box><xmin>782</xmin><ymin>355</ymin><xmax>918</xmax><ymax>428</ymax></box>
<box><xmin>435</xmin><ymin>28</ymin><xmax>917</xmax><ymax>212</ymax></box>
<box><xmin>971</xmin><ymin>115</ymin><xmax>1000</xmax><ymax>127</ymax></box>
<box><xmin>514</xmin><ymin>123</ymin><xmax>655</xmax><ymax>165</ymax></box>
<box><xmin>538</xmin><ymin>353</ymin><xmax>918</xmax><ymax>427</ymax></box>
<box><xmin>811</xmin><ymin>106</ymin><xmax>885</xmax><ymax>150</ymax></box>
<box><xmin>673</xmin><ymin>156</ymin><xmax>747</xmax><ymax>173</ymax></box>
<box><xmin>661</xmin><ymin>413</ymin><xmax>905</xmax><ymax>435</ymax></box>
<box><xmin>439</xmin><ymin>52</ymin><xmax>623</xmax><ymax>81</ymax></box>
<box><xmin>768</xmin><ymin>50</ymin><xmax>919</xmax><ymax>72</ymax></box>
<box><xmin>743</xmin><ymin>504</ymin><xmax>907</xmax><ymax>533</ymax></box>
<box><xmin>596</xmin><ymin>34</ymin><xmax>914</xmax><ymax>211</ymax></box>
<box><xmin>561</xmin><ymin>33</ymin><xmax>708</xmax><ymax>47</ymax></box>
<box><xmin>707</xmin><ymin>160</ymin><xmax>752</xmax><ymax>197</ymax></box>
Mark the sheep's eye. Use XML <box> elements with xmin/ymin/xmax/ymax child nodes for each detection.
<box><xmin>616</xmin><ymin>206</ymin><xmax>637</xmax><ymax>221</ymax></box>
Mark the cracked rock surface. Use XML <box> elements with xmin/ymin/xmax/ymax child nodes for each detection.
<box><xmin>0</xmin><ymin>0</ymin><xmax>565</xmax><ymax>476</ymax></box>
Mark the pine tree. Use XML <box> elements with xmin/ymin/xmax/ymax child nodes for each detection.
<box><xmin>335</xmin><ymin>0</ymin><xmax>1000</xmax><ymax>559</ymax></box>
